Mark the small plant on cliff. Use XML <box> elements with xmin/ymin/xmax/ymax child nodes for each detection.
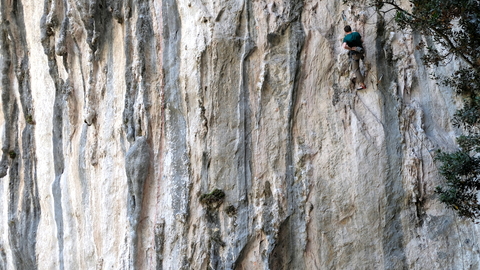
<box><xmin>26</xmin><ymin>114</ymin><xmax>35</xmax><ymax>125</ymax></box>
<box><xmin>8</xmin><ymin>151</ymin><xmax>16</xmax><ymax>159</ymax></box>
<box><xmin>225</xmin><ymin>205</ymin><xmax>236</xmax><ymax>216</ymax></box>
<box><xmin>200</xmin><ymin>188</ymin><xmax>225</xmax><ymax>209</ymax></box>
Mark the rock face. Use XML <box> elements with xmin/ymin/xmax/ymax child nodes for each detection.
<box><xmin>0</xmin><ymin>0</ymin><xmax>479</xmax><ymax>269</ymax></box>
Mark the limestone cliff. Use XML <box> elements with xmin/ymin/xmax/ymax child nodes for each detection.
<box><xmin>0</xmin><ymin>0</ymin><xmax>479</xmax><ymax>269</ymax></box>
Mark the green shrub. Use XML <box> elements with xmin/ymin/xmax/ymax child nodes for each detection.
<box><xmin>200</xmin><ymin>189</ymin><xmax>225</xmax><ymax>209</ymax></box>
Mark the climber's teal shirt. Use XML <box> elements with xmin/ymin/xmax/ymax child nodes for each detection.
<box><xmin>343</xmin><ymin>32</ymin><xmax>362</xmax><ymax>48</ymax></box>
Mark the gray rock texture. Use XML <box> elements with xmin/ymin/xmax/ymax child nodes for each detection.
<box><xmin>0</xmin><ymin>0</ymin><xmax>479</xmax><ymax>269</ymax></box>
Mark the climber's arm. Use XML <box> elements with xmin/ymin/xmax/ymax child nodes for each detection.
<box><xmin>342</xmin><ymin>42</ymin><xmax>355</xmax><ymax>51</ymax></box>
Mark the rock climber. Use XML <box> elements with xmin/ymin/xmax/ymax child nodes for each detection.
<box><xmin>342</xmin><ymin>25</ymin><xmax>366</xmax><ymax>90</ymax></box>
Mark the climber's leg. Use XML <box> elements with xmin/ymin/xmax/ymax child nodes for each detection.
<box><xmin>352</xmin><ymin>54</ymin><xmax>364</xmax><ymax>84</ymax></box>
<box><xmin>352</xmin><ymin>53</ymin><xmax>365</xmax><ymax>89</ymax></box>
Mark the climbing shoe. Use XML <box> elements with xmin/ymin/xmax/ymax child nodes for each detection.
<box><xmin>356</xmin><ymin>84</ymin><xmax>366</xmax><ymax>90</ymax></box>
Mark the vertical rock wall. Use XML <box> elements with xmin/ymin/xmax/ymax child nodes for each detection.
<box><xmin>0</xmin><ymin>0</ymin><xmax>479</xmax><ymax>269</ymax></box>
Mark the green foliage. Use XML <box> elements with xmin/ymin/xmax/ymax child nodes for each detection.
<box><xmin>441</xmin><ymin>83</ymin><xmax>480</xmax><ymax>220</ymax></box>
<box><xmin>200</xmin><ymin>189</ymin><xmax>225</xmax><ymax>209</ymax></box>
<box><xmin>453</xmin><ymin>97</ymin><xmax>480</xmax><ymax>128</ymax></box>
<box><xmin>8</xmin><ymin>151</ymin><xmax>16</xmax><ymax>159</ymax></box>
<box><xmin>435</xmin><ymin>150</ymin><xmax>480</xmax><ymax>219</ymax></box>
<box><xmin>443</xmin><ymin>69</ymin><xmax>480</xmax><ymax>96</ymax></box>
<box><xmin>456</xmin><ymin>135</ymin><xmax>480</xmax><ymax>153</ymax></box>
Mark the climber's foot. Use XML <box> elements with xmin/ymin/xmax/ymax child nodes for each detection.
<box><xmin>356</xmin><ymin>84</ymin><xmax>366</xmax><ymax>90</ymax></box>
